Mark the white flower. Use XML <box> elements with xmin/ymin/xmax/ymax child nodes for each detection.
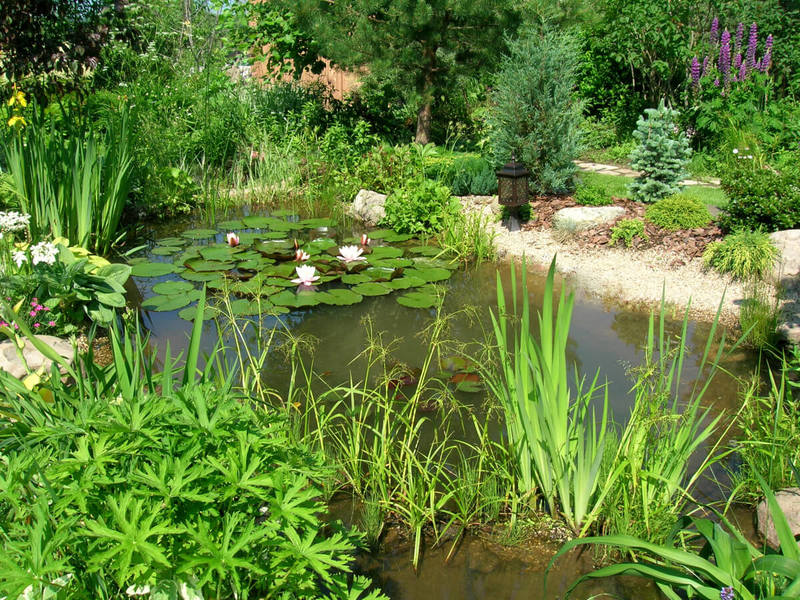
<box><xmin>337</xmin><ymin>245</ymin><xmax>366</xmax><ymax>263</ymax></box>
<box><xmin>294</xmin><ymin>249</ymin><xmax>310</xmax><ymax>261</ymax></box>
<box><xmin>291</xmin><ymin>264</ymin><xmax>319</xmax><ymax>286</ymax></box>
<box><xmin>0</xmin><ymin>211</ymin><xmax>31</xmax><ymax>233</ymax></box>
<box><xmin>360</xmin><ymin>233</ymin><xmax>371</xmax><ymax>246</ymax></box>
<box><xmin>126</xmin><ymin>584</ymin><xmax>151</xmax><ymax>596</ymax></box>
<box><xmin>732</xmin><ymin>148</ymin><xmax>739</xmax><ymax>154</ymax></box>
<box><xmin>226</xmin><ymin>232</ymin><xmax>240</xmax><ymax>247</ymax></box>
<box><xmin>12</xmin><ymin>250</ymin><xmax>27</xmax><ymax>268</ymax></box>
<box><xmin>30</xmin><ymin>241</ymin><xmax>58</xmax><ymax>266</ymax></box>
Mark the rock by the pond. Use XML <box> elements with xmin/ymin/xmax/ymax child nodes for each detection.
<box><xmin>0</xmin><ymin>335</ymin><xmax>74</xmax><ymax>379</ymax></box>
<box><xmin>771</xmin><ymin>230</ymin><xmax>800</xmax><ymax>345</ymax></box>
<box><xmin>756</xmin><ymin>487</ymin><xmax>800</xmax><ymax>549</ymax></box>
<box><xmin>552</xmin><ymin>206</ymin><xmax>626</xmax><ymax>232</ymax></box>
<box><xmin>350</xmin><ymin>189</ymin><xmax>387</xmax><ymax>226</ymax></box>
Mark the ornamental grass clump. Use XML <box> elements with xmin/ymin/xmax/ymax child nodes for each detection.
<box><xmin>703</xmin><ymin>229</ymin><xmax>778</xmax><ymax>280</ymax></box>
<box><xmin>628</xmin><ymin>102</ymin><xmax>691</xmax><ymax>203</ymax></box>
<box><xmin>645</xmin><ymin>194</ymin><xmax>712</xmax><ymax>230</ymax></box>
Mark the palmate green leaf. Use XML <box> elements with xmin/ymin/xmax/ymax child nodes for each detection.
<box><xmin>83</xmin><ymin>493</ymin><xmax>183</xmax><ymax>586</ymax></box>
<box><xmin>281</xmin><ymin>528</ymin><xmax>354</xmax><ymax>584</ymax></box>
<box><xmin>131</xmin><ymin>449</ymin><xmax>215</xmax><ymax>504</ymax></box>
<box><xmin>205</xmin><ymin>431</ymin><xmax>275</xmax><ymax>500</ymax></box>
<box><xmin>269</xmin><ymin>472</ymin><xmax>322</xmax><ymax>528</ymax></box>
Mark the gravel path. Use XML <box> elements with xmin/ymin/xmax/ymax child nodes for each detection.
<box><xmin>461</xmin><ymin>196</ymin><xmax>749</xmax><ymax>327</ymax></box>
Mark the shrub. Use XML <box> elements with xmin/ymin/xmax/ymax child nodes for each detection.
<box><xmin>610</xmin><ymin>218</ymin><xmax>648</xmax><ymax>247</ymax></box>
<box><xmin>501</xmin><ymin>203</ymin><xmax>532</xmax><ymax>222</ymax></box>
<box><xmin>574</xmin><ymin>183</ymin><xmax>612</xmax><ymax>206</ymax></box>
<box><xmin>645</xmin><ymin>194</ymin><xmax>712</xmax><ymax>230</ymax></box>
<box><xmin>0</xmin><ymin>320</ymin><xmax>383</xmax><ymax>600</ymax></box>
<box><xmin>487</xmin><ymin>27</ymin><xmax>584</xmax><ymax>195</ymax></box>
<box><xmin>702</xmin><ymin>229</ymin><xmax>778</xmax><ymax>280</ymax></box>
<box><xmin>719</xmin><ymin>161</ymin><xmax>800</xmax><ymax>232</ymax></box>
<box><xmin>628</xmin><ymin>101</ymin><xmax>691</xmax><ymax>203</ymax></box>
<box><xmin>381</xmin><ymin>177</ymin><xmax>459</xmax><ymax>234</ymax></box>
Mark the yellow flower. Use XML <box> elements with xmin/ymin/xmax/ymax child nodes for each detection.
<box><xmin>7</xmin><ymin>89</ymin><xmax>26</xmax><ymax>108</ymax></box>
<box><xmin>7</xmin><ymin>115</ymin><xmax>26</xmax><ymax>128</ymax></box>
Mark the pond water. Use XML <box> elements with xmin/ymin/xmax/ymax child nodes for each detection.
<box><xmin>129</xmin><ymin>209</ymin><xmax>757</xmax><ymax>599</ymax></box>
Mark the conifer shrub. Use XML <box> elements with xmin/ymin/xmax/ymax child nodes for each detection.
<box><xmin>610</xmin><ymin>218</ymin><xmax>648</xmax><ymax>247</ymax></box>
<box><xmin>645</xmin><ymin>194</ymin><xmax>712</xmax><ymax>230</ymax></box>
<box><xmin>487</xmin><ymin>27</ymin><xmax>584</xmax><ymax>195</ymax></box>
<box><xmin>703</xmin><ymin>229</ymin><xmax>778</xmax><ymax>280</ymax></box>
<box><xmin>628</xmin><ymin>102</ymin><xmax>692</xmax><ymax>203</ymax></box>
<box><xmin>574</xmin><ymin>183</ymin><xmax>612</xmax><ymax>206</ymax></box>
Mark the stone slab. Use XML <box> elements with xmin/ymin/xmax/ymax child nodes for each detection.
<box><xmin>0</xmin><ymin>335</ymin><xmax>74</xmax><ymax>379</ymax></box>
<box><xmin>349</xmin><ymin>189</ymin><xmax>387</xmax><ymax>226</ymax></box>
<box><xmin>552</xmin><ymin>206</ymin><xmax>626</xmax><ymax>231</ymax></box>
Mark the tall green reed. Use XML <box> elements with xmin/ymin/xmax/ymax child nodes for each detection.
<box><xmin>2</xmin><ymin>103</ymin><xmax>132</xmax><ymax>255</ymax></box>
<box><xmin>484</xmin><ymin>258</ymin><xmax>611</xmax><ymax>535</ymax></box>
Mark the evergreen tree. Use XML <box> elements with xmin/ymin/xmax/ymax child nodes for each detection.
<box><xmin>287</xmin><ymin>0</ymin><xmax>518</xmax><ymax>144</ymax></box>
<box><xmin>487</xmin><ymin>27</ymin><xmax>584</xmax><ymax>195</ymax></box>
<box><xmin>628</xmin><ymin>101</ymin><xmax>692</xmax><ymax>203</ymax></box>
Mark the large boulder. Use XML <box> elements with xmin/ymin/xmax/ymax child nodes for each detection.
<box><xmin>349</xmin><ymin>189</ymin><xmax>387</xmax><ymax>226</ymax></box>
<box><xmin>0</xmin><ymin>335</ymin><xmax>74</xmax><ymax>379</ymax></box>
<box><xmin>770</xmin><ymin>230</ymin><xmax>800</xmax><ymax>281</ymax></box>
<box><xmin>771</xmin><ymin>230</ymin><xmax>800</xmax><ymax>345</ymax></box>
<box><xmin>552</xmin><ymin>206</ymin><xmax>626</xmax><ymax>232</ymax></box>
<box><xmin>756</xmin><ymin>487</ymin><xmax>800</xmax><ymax>550</ymax></box>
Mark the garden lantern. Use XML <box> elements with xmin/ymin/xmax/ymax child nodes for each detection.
<box><xmin>496</xmin><ymin>155</ymin><xmax>530</xmax><ymax>231</ymax></box>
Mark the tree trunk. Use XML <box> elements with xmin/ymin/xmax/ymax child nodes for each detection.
<box><xmin>415</xmin><ymin>102</ymin><xmax>432</xmax><ymax>145</ymax></box>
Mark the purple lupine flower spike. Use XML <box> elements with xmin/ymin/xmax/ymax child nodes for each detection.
<box><xmin>734</xmin><ymin>53</ymin><xmax>742</xmax><ymax>70</ymax></box>
<box><xmin>714</xmin><ymin>78</ymin><xmax>720</xmax><ymax>87</ymax></box>
<box><xmin>738</xmin><ymin>61</ymin><xmax>747</xmax><ymax>81</ymax></box>
<box><xmin>765</xmin><ymin>34</ymin><xmax>773</xmax><ymax>51</ymax></box>
<box><xmin>691</xmin><ymin>57</ymin><xmax>701</xmax><ymax>86</ymax></box>
<box><xmin>710</xmin><ymin>17</ymin><xmax>720</xmax><ymax>45</ymax></box>
<box><xmin>746</xmin><ymin>23</ymin><xmax>758</xmax><ymax>68</ymax></box>
<box><xmin>735</xmin><ymin>22</ymin><xmax>744</xmax><ymax>53</ymax></box>
<box><xmin>719</xmin><ymin>30</ymin><xmax>732</xmax><ymax>86</ymax></box>
<box><xmin>701</xmin><ymin>56</ymin><xmax>710</xmax><ymax>77</ymax></box>
<box><xmin>720</xmin><ymin>587</ymin><xmax>734</xmax><ymax>600</ymax></box>
<box><xmin>761</xmin><ymin>49</ymin><xmax>772</xmax><ymax>72</ymax></box>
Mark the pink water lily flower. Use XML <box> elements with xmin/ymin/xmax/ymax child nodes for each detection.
<box><xmin>291</xmin><ymin>264</ymin><xmax>319</xmax><ymax>286</ymax></box>
<box><xmin>337</xmin><ymin>245</ymin><xmax>366</xmax><ymax>263</ymax></box>
<box><xmin>360</xmin><ymin>233</ymin><xmax>371</xmax><ymax>246</ymax></box>
<box><xmin>226</xmin><ymin>232</ymin><xmax>240</xmax><ymax>247</ymax></box>
<box><xmin>295</xmin><ymin>249</ymin><xmax>310</xmax><ymax>261</ymax></box>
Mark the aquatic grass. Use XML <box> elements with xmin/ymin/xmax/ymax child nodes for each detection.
<box><xmin>484</xmin><ymin>258</ymin><xmax>612</xmax><ymax>536</ymax></box>
<box><xmin>2</xmin><ymin>104</ymin><xmax>132</xmax><ymax>255</ymax></box>
<box><xmin>438</xmin><ymin>209</ymin><xmax>497</xmax><ymax>266</ymax></box>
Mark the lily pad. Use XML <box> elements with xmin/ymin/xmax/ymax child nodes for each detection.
<box><xmin>299</xmin><ymin>217</ymin><xmax>335</xmax><ymax>228</ymax></box>
<box><xmin>404</xmin><ymin>267</ymin><xmax>451</xmax><ymax>282</ymax></box>
<box><xmin>396</xmin><ymin>290</ymin><xmax>440</xmax><ymax>309</ymax></box>
<box><xmin>180</xmin><ymin>271</ymin><xmax>223</xmax><ymax>282</ymax></box>
<box><xmin>228</xmin><ymin>298</ymin><xmax>271</xmax><ymax>316</ymax></box>
<box><xmin>385</xmin><ymin>276</ymin><xmax>425</xmax><ymax>290</ymax></box>
<box><xmin>368</xmin><ymin>246</ymin><xmax>404</xmax><ymax>259</ymax></box>
<box><xmin>142</xmin><ymin>294</ymin><xmax>193</xmax><ymax>312</ymax></box>
<box><xmin>408</xmin><ymin>245</ymin><xmax>442</xmax><ymax>257</ymax></box>
<box><xmin>200</xmin><ymin>245</ymin><xmax>241</xmax><ymax>261</ymax></box>
<box><xmin>131</xmin><ymin>262</ymin><xmax>177</xmax><ymax>277</ymax></box>
<box><xmin>184</xmin><ymin>258</ymin><xmax>236</xmax><ymax>272</ymax></box>
<box><xmin>217</xmin><ymin>219</ymin><xmax>246</xmax><ymax>230</ymax></box>
<box><xmin>157</xmin><ymin>237</ymin><xmax>187</xmax><ymax>247</ymax></box>
<box><xmin>181</xmin><ymin>228</ymin><xmax>218</xmax><ymax>239</ymax></box>
<box><xmin>152</xmin><ymin>280</ymin><xmax>195</xmax><ymax>296</ymax></box>
<box><xmin>178</xmin><ymin>304</ymin><xmax>218</xmax><ymax>322</ymax></box>
<box><xmin>318</xmin><ymin>289</ymin><xmax>363</xmax><ymax>306</ymax></box>
<box><xmin>151</xmin><ymin>246</ymin><xmax>181</xmax><ymax>256</ymax></box>
<box><xmin>242</xmin><ymin>216</ymin><xmax>273</xmax><ymax>228</ymax></box>
<box><xmin>351</xmin><ymin>282</ymin><xmax>392</xmax><ymax>296</ymax></box>
<box><xmin>341</xmin><ymin>273</ymin><xmax>372</xmax><ymax>285</ymax></box>
<box><xmin>270</xmin><ymin>289</ymin><xmax>322</xmax><ymax>308</ymax></box>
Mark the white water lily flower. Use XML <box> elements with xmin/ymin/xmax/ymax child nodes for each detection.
<box><xmin>12</xmin><ymin>250</ymin><xmax>27</xmax><ymax>268</ymax></box>
<box><xmin>291</xmin><ymin>264</ymin><xmax>319</xmax><ymax>286</ymax></box>
<box><xmin>295</xmin><ymin>249</ymin><xmax>310</xmax><ymax>261</ymax></box>
<box><xmin>226</xmin><ymin>232</ymin><xmax>240</xmax><ymax>247</ymax></box>
<box><xmin>30</xmin><ymin>241</ymin><xmax>58</xmax><ymax>266</ymax></box>
<box><xmin>337</xmin><ymin>245</ymin><xmax>365</xmax><ymax>263</ymax></box>
<box><xmin>125</xmin><ymin>584</ymin><xmax>151</xmax><ymax>596</ymax></box>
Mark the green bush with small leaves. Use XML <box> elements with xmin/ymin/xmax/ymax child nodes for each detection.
<box><xmin>703</xmin><ymin>229</ymin><xmax>779</xmax><ymax>280</ymax></box>
<box><xmin>610</xmin><ymin>218</ymin><xmax>648</xmax><ymax>247</ymax></box>
<box><xmin>574</xmin><ymin>183</ymin><xmax>612</xmax><ymax>206</ymax></box>
<box><xmin>381</xmin><ymin>177</ymin><xmax>459</xmax><ymax>234</ymax></box>
<box><xmin>645</xmin><ymin>194</ymin><xmax>712</xmax><ymax>231</ymax></box>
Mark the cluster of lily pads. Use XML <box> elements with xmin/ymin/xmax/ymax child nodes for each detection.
<box><xmin>129</xmin><ymin>213</ymin><xmax>458</xmax><ymax>320</ymax></box>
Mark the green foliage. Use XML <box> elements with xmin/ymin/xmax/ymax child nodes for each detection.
<box><xmin>501</xmin><ymin>203</ymin><xmax>532</xmax><ymax>222</ymax></box>
<box><xmin>645</xmin><ymin>194</ymin><xmax>712</xmax><ymax>230</ymax></box>
<box><xmin>488</xmin><ymin>27</ymin><xmax>584</xmax><ymax>195</ymax></box>
<box><xmin>437</xmin><ymin>210</ymin><xmax>497</xmax><ymax>265</ymax></box>
<box><xmin>738</xmin><ymin>282</ymin><xmax>780</xmax><ymax>349</ymax></box>
<box><xmin>1</xmin><ymin>101</ymin><xmax>132</xmax><ymax>254</ymax></box>
<box><xmin>574</xmin><ymin>183</ymin><xmax>612</xmax><ymax>206</ymax></box>
<box><xmin>353</xmin><ymin>144</ymin><xmax>421</xmax><ymax>194</ymax></box>
<box><xmin>702</xmin><ymin>229</ymin><xmax>778</xmax><ymax>280</ymax></box>
<box><xmin>289</xmin><ymin>0</ymin><xmax>518</xmax><ymax>143</ymax></box>
<box><xmin>0</xmin><ymin>315</ymin><xmax>384</xmax><ymax>600</ymax></box>
<box><xmin>719</xmin><ymin>160</ymin><xmax>800</xmax><ymax>232</ymax></box>
<box><xmin>381</xmin><ymin>178</ymin><xmax>459</xmax><ymax>235</ymax></box>
<box><xmin>609</xmin><ymin>218</ymin><xmax>648</xmax><ymax>247</ymax></box>
<box><xmin>484</xmin><ymin>259</ymin><xmax>610</xmax><ymax>535</ymax></box>
<box><xmin>553</xmin><ymin>488</ymin><xmax>800</xmax><ymax>599</ymax></box>
<box><xmin>427</xmin><ymin>153</ymin><xmax>498</xmax><ymax>196</ymax></box>
<box><xmin>628</xmin><ymin>102</ymin><xmax>692</xmax><ymax>203</ymax></box>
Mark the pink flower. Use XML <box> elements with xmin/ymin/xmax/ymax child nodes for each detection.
<box><xmin>48</xmin><ymin>320</ymin><xmax>55</xmax><ymax>326</ymax></box>
<box><xmin>295</xmin><ymin>249</ymin><xmax>310</xmax><ymax>262</ymax></box>
<box><xmin>33</xmin><ymin>323</ymin><xmax>40</xmax><ymax>328</ymax></box>
<box><xmin>0</xmin><ymin>321</ymin><xmax>7</xmax><ymax>327</ymax></box>
<box><xmin>226</xmin><ymin>232</ymin><xmax>240</xmax><ymax>247</ymax></box>
<box><xmin>29</xmin><ymin>310</ymin><xmax>37</xmax><ymax>317</ymax></box>
<box><xmin>337</xmin><ymin>245</ymin><xmax>366</xmax><ymax>263</ymax></box>
<box><xmin>291</xmin><ymin>264</ymin><xmax>320</xmax><ymax>286</ymax></box>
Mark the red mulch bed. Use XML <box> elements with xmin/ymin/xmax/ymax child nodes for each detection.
<box><xmin>522</xmin><ymin>196</ymin><xmax>724</xmax><ymax>264</ymax></box>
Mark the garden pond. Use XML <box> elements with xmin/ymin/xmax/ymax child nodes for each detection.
<box><xmin>128</xmin><ymin>207</ymin><xmax>758</xmax><ymax>600</ymax></box>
